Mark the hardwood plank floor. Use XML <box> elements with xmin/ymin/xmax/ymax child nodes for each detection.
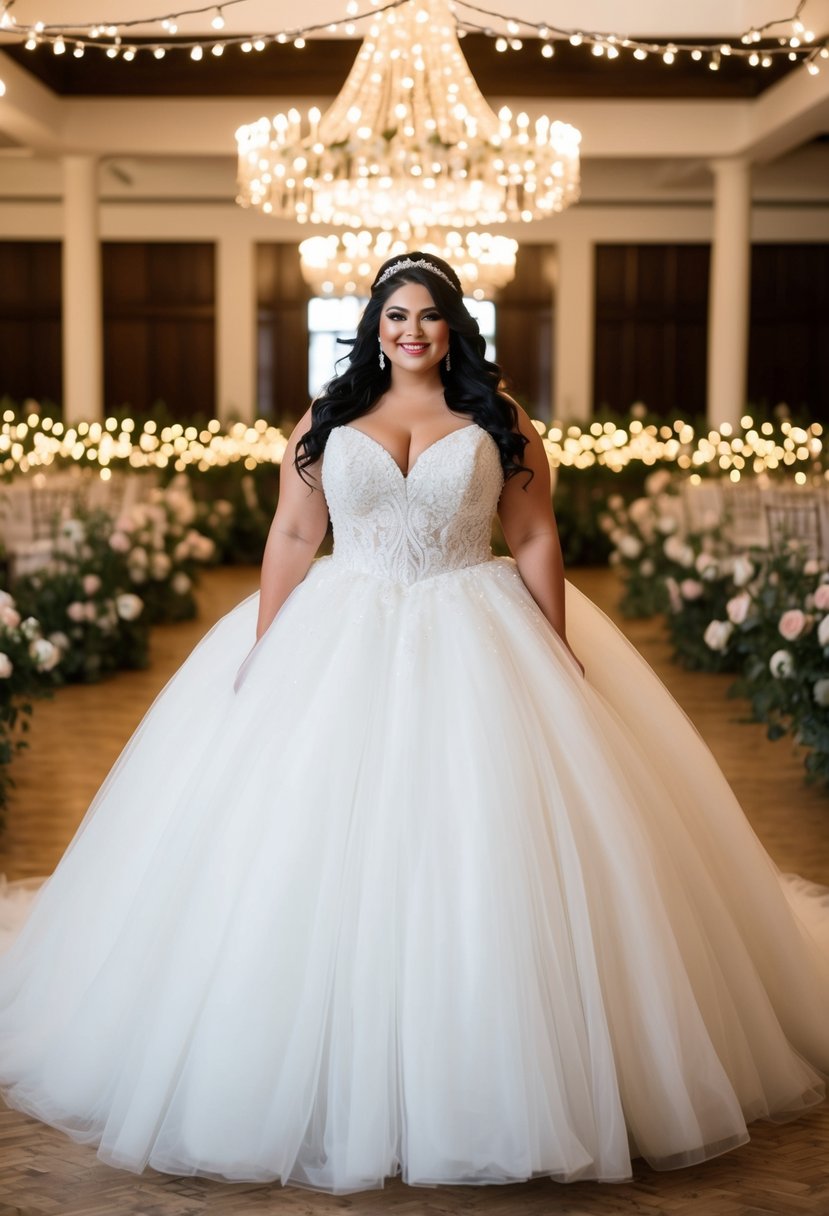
<box><xmin>0</xmin><ymin>566</ymin><xmax>827</xmax><ymax>1216</ymax></box>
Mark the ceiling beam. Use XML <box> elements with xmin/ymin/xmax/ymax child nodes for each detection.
<box><xmin>0</xmin><ymin>49</ymin><xmax>61</xmax><ymax>151</ymax></box>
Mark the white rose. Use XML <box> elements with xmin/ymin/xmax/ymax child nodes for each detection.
<box><xmin>83</xmin><ymin>573</ymin><xmax>102</xmax><ymax>596</ymax></box>
<box><xmin>0</xmin><ymin>591</ymin><xmax>14</xmax><ymax>609</ymax></box>
<box><xmin>116</xmin><ymin>593</ymin><xmax>144</xmax><ymax>622</ymax></box>
<box><xmin>819</xmin><ymin>616</ymin><xmax>829</xmax><ymax>647</ymax></box>
<box><xmin>645</xmin><ymin>469</ymin><xmax>672</xmax><ymax>496</ymax></box>
<box><xmin>193</xmin><ymin>534</ymin><xmax>215</xmax><ymax>562</ymax></box>
<box><xmin>663</xmin><ymin>536</ymin><xmax>694</xmax><ymax>567</ymax></box>
<box><xmin>665</xmin><ymin>576</ymin><xmax>682</xmax><ymax>614</ymax></box>
<box><xmin>49</xmin><ymin>631</ymin><xmax>70</xmax><ymax>651</ymax></box>
<box><xmin>66</xmin><ymin>602</ymin><xmax>87</xmax><ymax>623</ymax></box>
<box><xmin>151</xmin><ymin>552</ymin><xmax>172</xmax><ymax>580</ymax></box>
<box><xmin>628</xmin><ymin>498</ymin><xmax>652</xmax><ymax>526</ymax></box>
<box><xmin>695</xmin><ymin>552</ymin><xmax>719</xmax><ymax>580</ymax></box>
<box><xmin>166</xmin><ymin>491</ymin><xmax>196</xmax><ymax>526</ymax></box>
<box><xmin>813</xmin><ymin>678</ymin><xmax>829</xmax><ymax>707</ymax></box>
<box><xmin>726</xmin><ymin>592</ymin><xmax>751</xmax><ymax>625</ymax></box>
<box><xmin>60</xmin><ymin>519</ymin><xmax>85</xmax><ymax>544</ymax></box>
<box><xmin>640</xmin><ymin>559</ymin><xmax>655</xmax><ymax>577</ymax></box>
<box><xmin>20</xmin><ymin>616</ymin><xmax>40</xmax><ymax>640</ymax></box>
<box><xmin>769</xmin><ymin>649</ymin><xmax>794</xmax><ymax>679</ymax></box>
<box><xmin>0</xmin><ymin>653</ymin><xmax>13</xmax><ymax>678</ymax></box>
<box><xmin>656</xmin><ymin>515</ymin><xmax>679</xmax><ymax>536</ymax></box>
<box><xmin>172</xmin><ymin>572</ymin><xmax>192</xmax><ymax>596</ymax></box>
<box><xmin>731</xmin><ymin>555</ymin><xmax>754</xmax><ymax>588</ymax></box>
<box><xmin>129</xmin><ymin>546</ymin><xmax>148</xmax><ymax>567</ymax></box>
<box><xmin>680</xmin><ymin>578</ymin><xmax>704</xmax><ymax>601</ymax></box>
<box><xmin>803</xmin><ymin>559</ymin><xmax>822</xmax><ymax>576</ymax></box>
<box><xmin>29</xmin><ymin>637</ymin><xmax>59</xmax><ymax>672</ymax></box>
<box><xmin>704</xmin><ymin>620</ymin><xmax>733</xmax><ymax>652</ymax></box>
<box><xmin>619</xmin><ymin>535</ymin><xmax>642</xmax><ymax>559</ymax></box>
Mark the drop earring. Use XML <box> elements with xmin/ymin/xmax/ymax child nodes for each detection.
<box><xmin>378</xmin><ymin>337</ymin><xmax>386</xmax><ymax>370</ymax></box>
<box><xmin>445</xmin><ymin>349</ymin><xmax>451</xmax><ymax>372</ymax></box>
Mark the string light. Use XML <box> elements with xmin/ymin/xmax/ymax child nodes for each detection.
<box><xmin>0</xmin><ymin>411</ymin><xmax>822</xmax><ymax>481</ymax></box>
<box><xmin>0</xmin><ymin>0</ymin><xmax>825</xmax><ymax>74</ymax></box>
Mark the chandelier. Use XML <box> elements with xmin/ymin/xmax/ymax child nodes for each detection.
<box><xmin>235</xmin><ymin>0</ymin><xmax>581</xmax><ymax>229</ymax></box>
<box><xmin>299</xmin><ymin>229</ymin><xmax>518</xmax><ymax>299</ymax></box>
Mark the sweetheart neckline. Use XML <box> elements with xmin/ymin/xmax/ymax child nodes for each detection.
<box><xmin>337</xmin><ymin>423</ymin><xmax>482</xmax><ymax>482</ymax></box>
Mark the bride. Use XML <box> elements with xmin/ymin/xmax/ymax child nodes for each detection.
<box><xmin>0</xmin><ymin>251</ymin><xmax>827</xmax><ymax>1195</ymax></box>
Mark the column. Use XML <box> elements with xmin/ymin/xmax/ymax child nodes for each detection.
<box><xmin>707</xmin><ymin>158</ymin><xmax>751</xmax><ymax>430</ymax></box>
<box><xmin>62</xmin><ymin>155</ymin><xmax>103</xmax><ymax>424</ymax></box>
<box><xmin>553</xmin><ymin>235</ymin><xmax>594</xmax><ymax>422</ymax></box>
<box><xmin>216</xmin><ymin>232</ymin><xmax>256</xmax><ymax>424</ymax></box>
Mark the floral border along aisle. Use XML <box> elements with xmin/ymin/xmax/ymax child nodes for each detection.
<box><xmin>603</xmin><ymin>481</ymin><xmax>829</xmax><ymax>788</ymax></box>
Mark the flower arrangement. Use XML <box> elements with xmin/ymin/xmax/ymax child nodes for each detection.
<box><xmin>0</xmin><ymin>590</ymin><xmax>62</xmax><ymax>814</ymax></box>
<box><xmin>14</xmin><ymin>512</ymin><xmax>152</xmax><ymax>683</ymax></box>
<box><xmin>604</xmin><ymin>471</ymin><xmax>829</xmax><ymax>785</ymax></box>
<box><xmin>714</xmin><ymin>548</ymin><xmax>829</xmax><ymax>784</ymax></box>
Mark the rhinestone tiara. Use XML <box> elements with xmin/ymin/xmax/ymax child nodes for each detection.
<box><xmin>374</xmin><ymin>258</ymin><xmax>459</xmax><ymax>292</ymax></box>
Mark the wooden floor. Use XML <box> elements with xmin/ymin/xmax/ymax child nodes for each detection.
<box><xmin>0</xmin><ymin>566</ymin><xmax>827</xmax><ymax>1216</ymax></box>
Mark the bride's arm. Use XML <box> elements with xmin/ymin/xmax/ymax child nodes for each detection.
<box><xmin>497</xmin><ymin>406</ymin><xmax>584</xmax><ymax>676</ymax></box>
<box><xmin>256</xmin><ymin>407</ymin><xmax>329</xmax><ymax>641</ymax></box>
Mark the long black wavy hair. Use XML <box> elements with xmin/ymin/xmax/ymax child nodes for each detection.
<box><xmin>295</xmin><ymin>251</ymin><xmax>530</xmax><ymax>484</ymax></box>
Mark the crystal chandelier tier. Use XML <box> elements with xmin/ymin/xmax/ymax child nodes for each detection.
<box><xmin>299</xmin><ymin>228</ymin><xmax>519</xmax><ymax>299</ymax></box>
<box><xmin>236</xmin><ymin>0</ymin><xmax>581</xmax><ymax>229</ymax></box>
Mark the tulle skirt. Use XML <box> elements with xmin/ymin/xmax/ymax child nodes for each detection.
<box><xmin>0</xmin><ymin>555</ymin><xmax>827</xmax><ymax>1193</ymax></box>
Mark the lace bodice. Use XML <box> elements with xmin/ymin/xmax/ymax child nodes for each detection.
<box><xmin>322</xmin><ymin>424</ymin><xmax>504</xmax><ymax>585</ymax></box>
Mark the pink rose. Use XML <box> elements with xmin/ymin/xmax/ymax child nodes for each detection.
<box><xmin>83</xmin><ymin>573</ymin><xmax>101</xmax><ymax>596</ymax></box>
<box><xmin>778</xmin><ymin>609</ymin><xmax>807</xmax><ymax>642</ymax></box>
<box><xmin>0</xmin><ymin>605</ymin><xmax>21</xmax><ymax>629</ymax></box>
<box><xmin>680</xmin><ymin>578</ymin><xmax>704</xmax><ymax>601</ymax></box>
<box><xmin>108</xmin><ymin>531</ymin><xmax>131</xmax><ymax>553</ymax></box>
<box><xmin>814</xmin><ymin>584</ymin><xmax>829</xmax><ymax>612</ymax></box>
<box><xmin>726</xmin><ymin>592</ymin><xmax>751</xmax><ymax>625</ymax></box>
<box><xmin>66</xmin><ymin>601</ymin><xmax>87</xmax><ymax>623</ymax></box>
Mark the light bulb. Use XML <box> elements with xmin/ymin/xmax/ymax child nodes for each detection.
<box><xmin>211</xmin><ymin>8</ymin><xmax>225</xmax><ymax>30</ymax></box>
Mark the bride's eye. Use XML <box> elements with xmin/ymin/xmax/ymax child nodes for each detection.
<box><xmin>386</xmin><ymin>311</ymin><xmax>406</xmax><ymax>321</ymax></box>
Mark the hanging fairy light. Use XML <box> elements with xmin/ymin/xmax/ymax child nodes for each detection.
<box><xmin>299</xmin><ymin>228</ymin><xmax>519</xmax><ymax>298</ymax></box>
<box><xmin>2</xmin><ymin>0</ymin><xmax>825</xmax><ymax>77</ymax></box>
<box><xmin>235</xmin><ymin>0</ymin><xmax>581</xmax><ymax>228</ymax></box>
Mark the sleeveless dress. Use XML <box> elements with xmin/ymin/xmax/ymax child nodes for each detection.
<box><xmin>0</xmin><ymin>421</ymin><xmax>827</xmax><ymax>1194</ymax></box>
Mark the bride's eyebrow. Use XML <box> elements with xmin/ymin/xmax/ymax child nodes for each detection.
<box><xmin>384</xmin><ymin>306</ymin><xmax>441</xmax><ymax>314</ymax></box>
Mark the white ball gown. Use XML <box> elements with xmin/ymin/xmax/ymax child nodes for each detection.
<box><xmin>0</xmin><ymin>421</ymin><xmax>827</xmax><ymax>1195</ymax></box>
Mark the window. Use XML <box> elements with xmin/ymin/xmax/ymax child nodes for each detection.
<box><xmin>307</xmin><ymin>296</ymin><xmax>498</xmax><ymax>397</ymax></box>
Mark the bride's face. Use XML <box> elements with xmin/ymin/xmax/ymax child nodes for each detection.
<box><xmin>378</xmin><ymin>282</ymin><xmax>450</xmax><ymax>376</ymax></box>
